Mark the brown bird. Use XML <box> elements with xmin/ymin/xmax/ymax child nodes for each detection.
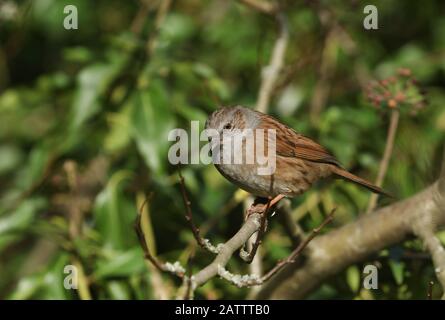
<box><xmin>205</xmin><ymin>106</ymin><xmax>390</xmax><ymax>207</ymax></box>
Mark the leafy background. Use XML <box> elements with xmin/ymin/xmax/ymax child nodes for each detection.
<box><xmin>1</xmin><ymin>0</ymin><xmax>445</xmax><ymax>299</ymax></box>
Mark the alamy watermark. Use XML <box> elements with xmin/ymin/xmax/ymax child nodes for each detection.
<box><xmin>63</xmin><ymin>5</ymin><xmax>78</xmax><ymax>30</ymax></box>
<box><xmin>63</xmin><ymin>264</ymin><xmax>78</xmax><ymax>290</ymax></box>
<box><xmin>363</xmin><ymin>264</ymin><xmax>378</xmax><ymax>289</ymax></box>
<box><xmin>363</xmin><ymin>5</ymin><xmax>378</xmax><ymax>30</ymax></box>
<box><xmin>168</xmin><ymin>121</ymin><xmax>277</xmax><ymax>175</ymax></box>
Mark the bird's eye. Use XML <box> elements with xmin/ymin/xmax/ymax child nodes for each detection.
<box><xmin>224</xmin><ymin>123</ymin><xmax>232</xmax><ymax>130</ymax></box>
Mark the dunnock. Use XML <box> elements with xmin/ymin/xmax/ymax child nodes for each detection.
<box><xmin>205</xmin><ymin>106</ymin><xmax>389</xmax><ymax>204</ymax></box>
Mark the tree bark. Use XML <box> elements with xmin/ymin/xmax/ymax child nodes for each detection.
<box><xmin>255</xmin><ymin>153</ymin><xmax>445</xmax><ymax>299</ymax></box>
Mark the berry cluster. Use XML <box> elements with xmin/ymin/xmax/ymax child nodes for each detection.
<box><xmin>365</xmin><ymin>68</ymin><xmax>427</xmax><ymax>114</ymax></box>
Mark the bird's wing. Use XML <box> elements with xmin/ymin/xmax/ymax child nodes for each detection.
<box><xmin>260</xmin><ymin>115</ymin><xmax>341</xmax><ymax>166</ymax></box>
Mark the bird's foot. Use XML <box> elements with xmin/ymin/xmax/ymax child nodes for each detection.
<box><xmin>246</xmin><ymin>194</ymin><xmax>285</xmax><ymax>217</ymax></box>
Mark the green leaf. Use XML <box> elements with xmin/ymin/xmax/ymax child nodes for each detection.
<box><xmin>63</xmin><ymin>46</ymin><xmax>94</xmax><ymax>63</ymax></box>
<box><xmin>8</xmin><ymin>253</ymin><xmax>71</xmax><ymax>299</ymax></box>
<box><xmin>8</xmin><ymin>275</ymin><xmax>43</xmax><ymax>300</ymax></box>
<box><xmin>107</xmin><ymin>281</ymin><xmax>131</xmax><ymax>300</ymax></box>
<box><xmin>346</xmin><ymin>265</ymin><xmax>361</xmax><ymax>293</ymax></box>
<box><xmin>69</xmin><ymin>63</ymin><xmax>116</xmax><ymax>131</ymax></box>
<box><xmin>94</xmin><ymin>248</ymin><xmax>146</xmax><ymax>280</ymax></box>
<box><xmin>18</xmin><ymin>145</ymin><xmax>50</xmax><ymax>190</ymax></box>
<box><xmin>0</xmin><ymin>144</ymin><xmax>23</xmax><ymax>175</ymax></box>
<box><xmin>39</xmin><ymin>254</ymin><xmax>72</xmax><ymax>299</ymax></box>
<box><xmin>160</xmin><ymin>13</ymin><xmax>195</xmax><ymax>43</ymax></box>
<box><xmin>104</xmin><ymin>106</ymin><xmax>132</xmax><ymax>153</ymax></box>
<box><xmin>0</xmin><ymin>198</ymin><xmax>46</xmax><ymax>251</ymax></box>
<box><xmin>93</xmin><ymin>170</ymin><xmax>133</xmax><ymax>250</ymax></box>
<box><xmin>389</xmin><ymin>260</ymin><xmax>405</xmax><ymax>285</ymax></box>
<box><xmin>437</xmin><ymin>230</ymin><xmax>445</xmax><ymax>246</ymax></box>
<box><xmin>0</xmin><ymin>198</ymin><xmax>46</xmax><ymax>234</ymax></box>
<box><xmin>131</xmin><ymin>85</ymin><xmax>175</xmax><ymax>175</ymax></box>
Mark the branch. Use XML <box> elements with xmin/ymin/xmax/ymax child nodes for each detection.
<box><xmin>240</xmin><ymin>194</ymin><xmax>285</xmax><ymax>263</ymax></box>
<box><xmin>428</xmin><ymin>281</ymin><xmax>434</xmax><ymax>300</ymax></box>
<box><xmin>192</xmin><ymin>213</ymin><xmax>263</xmax><ymax>287</ymax></box>
<box><xmin>130</xmin><ymin>0</ymin><xmax>154</xmax><ymax>35</ymax></box>
<box><xmin>255</xmin><ymin>13</ymin><xmax>289</xmax><ymax>113</ymax></box>
<box><xmin>240</xmin><ymin>176</ymin><xmax>277</xmax><ymax>263</ymax></box>
<box><xmin>146</xmin><ymin>0</ymin><xmax>172</xmax><ymax>56</ymax></box>
<box><xmin>134</xmin><ymin>208</ymin><xmax>185</xmax><ymax>278</ymax></box>
<box><xmin>178</xmin><ymin>169</ymin><xmax>222</xmax><ymax>254</ymax></box>
<box><xmin>366</xmin><ymin>109</ymin><xmax>400</xmax><ymax>213</ymax></box>
<box><xmin>240</xmin><ymin>198</ymin><xmax>271</xmax><ymax>263</ymax></box>
<box><xmin>412</xmin><ymin>212</ymin><xmax>445</xmax><ymax>299</ymax></box>
<box><xmin>216</xmin><ymin>209</ymin><xmax>335</xmax><ymax>287</ymax></box>
<box><xmin>136</xmin><ymin>178</ymin><xmax>293</xmax><ymax>295</ymax></box>
<box><xmin>277</xmin><ymin>199</ymin><xmax>304</xmax><ymax>246</ymax></box>
<box><xmin>420</xmin><ymin>232</ymin><xmax>445</xmax><ymax>299</ymax></box>
<box><xmin>237</xmin><ymin>0</ymin><xmax>278</xmax><ymax>15</ymax></box>
<box><xmin>177</xmin><ymin>254</ymin><xmax>195</xmax><ymax>300</ymax></box>
<box><xmin>254</xmin><ymin>179</ymin><xmax>445</xmax><ymax>299</ymax></box>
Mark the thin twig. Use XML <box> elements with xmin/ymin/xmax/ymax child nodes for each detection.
<box><xmin>240</xmin><ymin>196</ymin><xmax>272</xmax><ymax>263</ymax></box>
<box><xmin>218</xmin><ymin>209</ymin><xmax>336</xmax><ymax>287</ymax></box>
<box><xmin>240</xmin><ymin>177</ymin><xmax>284</xmax><ymax>263</ymax></box>
<box><xmin>130</xmin><ymin>0</ymin><xmax>154</xmax><ymax>35</ymax></box>
<box><xmin>366</xmin><ymin>109</ymin><xmax>399</xmax><ymax>213</ymax></box>
<box><xmin>181</xmin><ymin>193</ymin><xmax>245</xmax><ymax>259</ymax></box>
<box><xmin>428</xmin><ymin>281</ymin><xmax>434</xmax><ymax>300</ymax></box>
<box><xmin>237</xmin><ymin>0</ymin><xmax>278</xmax><ymax>15</ymax></box>
<box><xmin>413</xmin><ymin>216</ymin><xmax>445</xmax><ymax>300</ymax></box>
<box><xmin>63</xmin><ymin>160</ymin><xmax>93</xmax><ymax>300</ymax></box>
<box><xmin>193</xmin><ymin>213</ymin><xmax>263</xmax><ymax>287</ymax></box>
<box><xmin>260</xmin><ymin>208</ymin><xmax>336</xmax><ymax>283</ymax></box>
<box><xmin>277</xmin><ymin>200</ymin><xmax>304</xmax><ymax>247</ymax></box>
<box><xmin>183</xmin><ymin>254</ymin><xmax>194</xmax><ymax>300</ymax></box>
<box><xmin>146</xmin><ymin>0</ymin><xmax>173</xmax><ymax>55</ymax></box>
<box><xmin>134</xmin><ymin>202</ymin><xmax>185</xmax><ymax>278</ymax></box>
<box><xmin>136</xmin><ymin>192</ymin><xmax>171</xmax><ymax>299</ymax></box>
<box><xmin>255</xmin><ymin>12</ymin><xmax>289</xmax><ymax>113</ymax></box>
<box><xmin>178</xmin><ymin>169</ymin><xmax>221</xmax><ymax>253</ymax></box>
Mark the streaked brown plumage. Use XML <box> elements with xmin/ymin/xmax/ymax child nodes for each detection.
<box><xmin>205</xmin><ymin>105</ymin><xmax>390</xmax><ymax>199</ymax></box>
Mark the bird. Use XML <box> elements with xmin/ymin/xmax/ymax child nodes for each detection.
<box><xmin>205</xmin><ymin>105</ymin><xmax>390</xmax><ymax>207</ymax></box>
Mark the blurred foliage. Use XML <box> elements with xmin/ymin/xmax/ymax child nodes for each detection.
<box><xmin>1</xmin><ymin>0</ymin><xmax>445</xmax><ymax>300</ymax></box>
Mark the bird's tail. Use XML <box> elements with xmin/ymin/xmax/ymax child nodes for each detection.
<box><xmin>331</xmin><ymin>166</ymin><xmax>392</xmax><ymax>198</ymax></box>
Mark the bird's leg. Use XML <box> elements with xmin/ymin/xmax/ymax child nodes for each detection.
<box><xmin>246</xmin><ymin>194</ymin><xmax>285</xmax><ymax>216</ymax></box>
<box><xmin>269</xmin><ymin>194</ymin><xmax>285</xmax><ymax>207</ymax></box>
<box><xmin>241</xmin><ymin>194</ymin><xmax>286</xmax><ymax>263</ymax></box>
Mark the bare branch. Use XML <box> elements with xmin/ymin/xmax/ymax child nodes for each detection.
<box><xmin>366</xmin><ymin>109</ymin><xmax>400</xmax><ymax>213</ymax></box>
<box><xmin>277</xmin><ymin>199</ymin><xmax>304</xmax><ymax>246</ymax></box>
<box><xmin>178</xmin><ymin>169</ymin><xmax>222</xmax><ymax>254</ymax></box>
<box><xmin>428</xmin><ymin>281</ymin><xmax>434</xmax><ymax>300</ymax></box>
<box><xmin>260</xmin><ymin>208</ymin><xmax>336</xmax><ymax>282</ymax></box>
<box><xmin>240</xmin><ymin>194</ymin><xmax>285</xmax><ymax>263</ymax></box>
<box><xmin>130</xmin><ymin>0</ymin><xmax>155</xmax><ymax>35</ymax></box>
<box><xmin>241</xmin><ymin>191</ymin><xmax>273</xmax><ymax>263</ymax></box>
<box><xmin>255</xmin><ymin>13</ymin><xmax>289</xmax><ymax>113</ymax></box>
<box><xmin>135</xmin><ymin>178</ymin><xmax>289</xmax><ymax>293</ymax></box>
<box><xmin>214</xmin><ymin>209</ymin><xmax>335</xmax><ymax>287</ymax></box>
<box><xmin>255</xmin><ymin>181</ymin><xmax>445</xmax><ymax>299</ymax></box>
<box><xmin>146</xmin><ymin>0</ymin><xmax>172</xmax><ymax>55</ymax></box>
<box><xmin>412</xmin><ymin>214</ymin><xmax>445</xmax><ymax>300</ymax></box>
<box><xmin>193</xmin><ymin>213</ymin><xmax>263</xmax><ymax>287</ymax></box>
<box><xmin>134</xmin><ymin>207</ymin><xmax>185</xmax><ymax>278</ymax></box>
<box><xmin>438</xmin><ymin>146</ymin><xmax>445</xmax><ymax>196</ymax></box>
<box><xmin>178</xmin><ymin>254</ymin><xmax>195</xmax><ymax>300</ymax></box>
<box><xmin>237</xmin><ymin>0</ymin><xmax>278</xmax><ymax>15</ymax></box>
